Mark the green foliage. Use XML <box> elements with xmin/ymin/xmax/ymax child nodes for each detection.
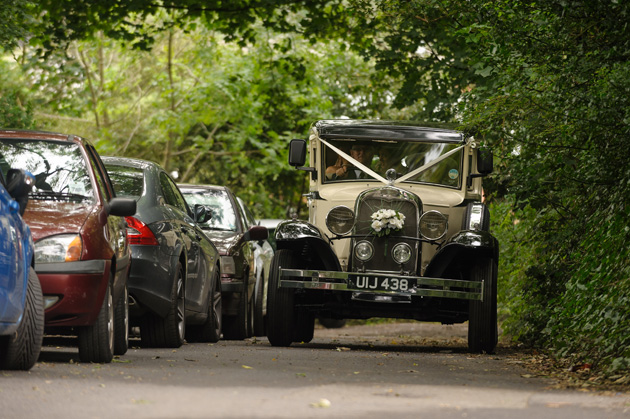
<box><xmin>0</xmin><ymin>0</ymin><xmax>34</xmax><ymax>51</ymax></box>
<box><xmin>0</xmin><ymin>93</ymin><xmax>33</xmax><ymax>129</ymax></box>
<box><xmin>28</xmin><ymin>0</ymin><xmax>345</xmax><ymax>52</ymax></box>
<box><xmin>0</xmin><ymin>55</ymin><xmax>34</xmax><ymax>129</ymax></box>
<box><xmin>349</xmin><ymin>0</ymin><xmax>630</xmax><ymax>375</ymax></box>
<box><xmin>12</xmin><ymin>18</ymin><xmax>407</xmax><ymax>219</ymax></box>
<box><xmin>461</xmin><ymin>1</ymin><xmax>630</xmax><ymax>375</ymax></box>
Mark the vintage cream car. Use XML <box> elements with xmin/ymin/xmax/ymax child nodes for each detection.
<box><xmin>267</xmin><ymin>120</ymin><xmax>498</xmax><ymax>353</ymax></box>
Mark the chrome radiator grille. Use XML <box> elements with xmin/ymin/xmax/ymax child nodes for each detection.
<box><xmin>351</xmin><ymin>187</ymin><xmax>421</xmax><ymax>273</ymax></box>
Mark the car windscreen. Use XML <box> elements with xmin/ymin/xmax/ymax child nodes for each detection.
<box><xmin>0</xmin><ymin>139</ymin><xmax>95</xmax><ymax>203</ymax></box>
<box><xmin>104</xmin><ymin>164</ymin><xmax>144</xmax><ymax>199</ymax></box>
<box><xmin>181</xmin><ymin>190</ymin><xmax>237</xmax><ymax>232</ymax></box>
<box><xmin>322</xmin><ymin>138</ymin><xmax>463</xmax><ymax>188</ymax></box>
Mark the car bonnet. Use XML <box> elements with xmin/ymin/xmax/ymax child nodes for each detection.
<box><xmin>22</xmin><ymin>200</ymin><xmax>93</xmax><ymax>241</ymax></box>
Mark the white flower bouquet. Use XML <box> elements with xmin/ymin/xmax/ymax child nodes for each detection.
<box><xmin>370</xmin><ymin>208</ymin><xmax>405</xmax><ymax>237</ymax></box>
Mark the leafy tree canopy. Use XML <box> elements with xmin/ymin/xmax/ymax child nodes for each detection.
<box><xmin>30</xmin><ymin>0</ymin><xmax>347</xmax><ymax>51</ymax></box>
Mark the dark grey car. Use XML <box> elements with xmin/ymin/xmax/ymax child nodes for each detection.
<box><xmin>178</xmin><ymin>184</ymin><xmax>271</xmax><ymax>340</ymax></box>
<box><xmin>102</xmin><ymin>157</ymin><xmax>222</xmax><ymax>347</ymax></box>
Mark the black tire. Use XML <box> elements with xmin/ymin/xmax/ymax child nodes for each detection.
<box><xmin>0</xmin><ymin>267</ymin><xmax>44</xmax><ymax>370</ymax></box>
<box><xmin>188</xmin><ymin>269</ymin><xmax>222</xmax><ymax>343</ymax></box>
<box><xmin>78</xmin><ymin>281</ymin><xmax>114</xmax><ymax>363</ymax></box>
<box><xmin>253</xmin><ymin>273</ymin><xmax>266</xmax><ymax>337</ymax></box>
<box><xmin>266</xmin><ymin>249</ymin><xmax>297</xmax><ymax>347</ymax></box>
<box><xmin>318</xmin><ymin>317</ymin><xmax>346</xmax><ymax>329</ymax></box>
<box><xmin>140</xmin><ymin>262</ymin><xmax>185</xmax><ymax>348</ymax></box>
<box><xmin>223</xmin><ymin>275</ymin><xmax>249</xmax><ymax>340</ymax></box>
<box><xmin>113</xmin><ymin>283</ymin><xmax>129</xmax><ymax>356</ymax></box>
<box><xmin>294</xmin><ymin>310</ymin><xmax>315</xmax><ymax>343</ymax></box>
<box><xmin>468</xmin><ymin>258</ymin><xmax>498</xmax><ymax>354</ymax></box>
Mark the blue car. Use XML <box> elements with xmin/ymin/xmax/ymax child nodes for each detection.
<box><xmin>0</xmin><ymin>168</ymin><xmax>44</xmax><ymax>370</ymax></box>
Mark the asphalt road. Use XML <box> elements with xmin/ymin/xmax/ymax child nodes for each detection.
<box><xmin>1</xmin><ymin>322</ymin><xmax>628</xmax><ymax>419</ymax></box>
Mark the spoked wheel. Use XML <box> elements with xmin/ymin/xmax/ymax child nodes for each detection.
<box><xmin>468</xmin><ymin>258</ymin><xmax>498</xmax><ymax>354</ymax></box>
<box><xmin>141</xmin><ymin>262</ymin><xmax>186</xmax><ymax>348</ymax></box>
<box><xmin>266</xmin><ymin>249</ymin><xmax>297</xmax><ymax>347</ymax></box>
<box><xmin>79</xmin><ymin>281</ymin><xmax>114</xmax><ymax>363</ymax></box>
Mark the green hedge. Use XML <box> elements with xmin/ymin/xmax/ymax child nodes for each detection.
<box><xmin>491</xmin><ymin>198</ymin><xmax>630</xmax><ymax>375</ymax></box>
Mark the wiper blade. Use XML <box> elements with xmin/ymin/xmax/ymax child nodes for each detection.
<box><xmin>29</xmin><ymin>191</ymin><xmax>91</xmax><ymax>202</ymax></box>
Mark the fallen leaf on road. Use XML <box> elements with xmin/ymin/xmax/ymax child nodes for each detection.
<box><xmin>336</xmin><ymin>347</ymin><xmax>351</xmax><ymax>351</ymax></box>
<box><xmin>310</xmin><ymin>398</ymin><xmax>331</xmax><ymax>408</ymax></box>
<box><xmin>242</xmin><ymin>365</ymin><xmax>253</xmax><ymax>369</ymax></box>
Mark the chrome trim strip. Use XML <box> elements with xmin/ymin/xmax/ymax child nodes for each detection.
<box><xmin>279</xmin><ymin>268</ymin><xmax>483</xmax><ymax>301</ymax></box>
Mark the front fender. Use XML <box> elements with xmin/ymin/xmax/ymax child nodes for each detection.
<box><xmin>275</xmin><ymin>220</ymin><xmax>341</xmax><ymax>271</ymax></box>
<box><xmin>424</xmin><ymin>230</ymin><xmax>499</xmax><ymax>278</ymax></box>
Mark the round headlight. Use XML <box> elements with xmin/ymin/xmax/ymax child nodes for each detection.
<box><xmin>419</xmin><ymin>211</ymin><xmax>448</xmax><ymax>240</ymax></box>
<box><xmin>354</xmin><ymin>240</ymin><xmax>374</xmax><ymax>261</ymax></box>
<box><xmin>392</xmin><ymin>243</ymin><xmax>412</xmax><ymax>264</ymax></box>
<box><xmin>326</xmin><ymin>206</ymin><xmax>355</xmax><ymax>235</ymax></box>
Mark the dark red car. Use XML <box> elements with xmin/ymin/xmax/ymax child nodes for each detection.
<box><xmin>0</xmin><ymin>130</ymin><xmax>136</xmax><ymax>363</ymax></box>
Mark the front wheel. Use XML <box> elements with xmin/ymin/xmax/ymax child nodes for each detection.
<box><xmin>266</xmin><ymin>249</ymin><xmax>297</xmax><ymax>347</ymax></box>
<box><xmin>79</xmin><ymin>281</ymin><xmax>114</xmax><ymax>363</ymax></box>
<box><xmin>0</xmin><ymin>267</ymin><xmax>44</xmax><ymax>370</ymax></box>
<box><xmin>468</xmin><ymin>258</ymin><xmax>498</xmax><ymax>354</ymax></box>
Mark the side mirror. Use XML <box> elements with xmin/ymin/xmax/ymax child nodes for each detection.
<box><xmin>108</xmin><ymin>197</ymin><xmax>137</xmax><ymax>217</ymax></box>
<box><xmin>242</xmin><ymin>225</ymin><xmax>268</xmax><ymax>242</ymax></box>
<box><xmin>288</xmin><ymin>139</ymin><xmax>307</xmax><ymax>167</ymax></box>
<box><xmin>193</xmin><ymin>204</ymin><xmax>212</xmax><ymax>224</ymax></box>
<box><xmin>477</xmin><ymin>148</ymin><xmax>493</xmax><ymax>175</ymax></box>
<box><xmin>6</xmin><ymin>169</ymin><xmax>35</xmax><ymax>216</ymax></box>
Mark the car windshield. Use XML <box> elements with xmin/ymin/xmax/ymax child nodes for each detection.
<box><xmin>322</xmin><ymin>138</ymin><xmax>463</xmax><ymax>188</ymax></box>
<box><xmin>0</xmin><ymin>139</ymin><xmax>95</xmax><ymax>203</ymax></box>
<box><xmin>104</xmin><ymin>164</ymin><xmax>144</xmax><ymax>199</ymax></box>
<box><xmin>182</xmin><ymin>189</ymin><xmax>237</xmax><ymax>232</ymax></box>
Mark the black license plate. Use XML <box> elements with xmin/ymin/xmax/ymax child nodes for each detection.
<box><xmin>348</xmin><ymin>274</ymin><xmax>414</xmax><ymax>292</ymax></box>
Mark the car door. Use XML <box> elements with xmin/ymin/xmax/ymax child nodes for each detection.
<box><xmin>0</xmin><ymin>179</ymin><xmax>24</xmax><ymax>325</ymax></box>
<box><xmin>158</xmin><ymin>173</ymin><xmax>208</xmax><ymax>314</ymax></box>
<box><xmin>84</xmin><ymin>144</ymin><xmax>130</xmax><ymax>298</ymax></box>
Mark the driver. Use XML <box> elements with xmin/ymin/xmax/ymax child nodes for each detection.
<box><xmin>328</xmin><ymin>143</ymin><xmax>374</xmax><ymax>180</ymax></box>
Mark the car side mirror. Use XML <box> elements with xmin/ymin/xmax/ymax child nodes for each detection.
<box><xmin>6</xmin><ymin>169</ymin><xmax>35</xmax><ymax>216</ymax></box>
<box><xmin>289</xmin><ymin>139</ymin><xmax>307</xmax><ymax>167</ymax></box>
<box><xmin>108</xmin><ymin>197</ymin><xmax>137</xmax><ymax>217</ymax></box>
<box><xmin>193</xmin><ymin>204</ymin><xmax>212</xmax><ymax>224</ymax></box>
<box><xmin>242</xmin><ymin>225</ymin><xmax>268</xmax><ymax>242</ymax></box>
<box><xmin>288</xmin><ymin>139</ymin><xmax>317</xmax><ymax>180</ymax></box>
<box><xmin>477</xmin><ymin>148</ymin><xmax>493</xmax><ymax>175</ymax></box>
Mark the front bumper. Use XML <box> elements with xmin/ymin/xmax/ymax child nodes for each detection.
<box><xmin>36</xmin><ymin>260</ymin><xmax>110</xmax><ymax>327</ymax></box>
<box><xmin>279</xmin><ymin>268</ymin><xmax>483</xmax><ymax>301</ymax></box>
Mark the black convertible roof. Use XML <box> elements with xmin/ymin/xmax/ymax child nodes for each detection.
<box><xmin>312</xmin><ymin>120</ymin><xmax>464</xmax><ymax>143</ymax></box>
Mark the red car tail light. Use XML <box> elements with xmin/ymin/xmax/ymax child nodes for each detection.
<box><xmin>125</xmin><ymin>216</ymin><xmax>159</xmax><ymax>245</ymax></box>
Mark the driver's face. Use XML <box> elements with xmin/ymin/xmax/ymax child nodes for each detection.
<box><xmin>350</xmin><ymin>145</ymin><xmax>374</xmax><ymax>164</ymax></box>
